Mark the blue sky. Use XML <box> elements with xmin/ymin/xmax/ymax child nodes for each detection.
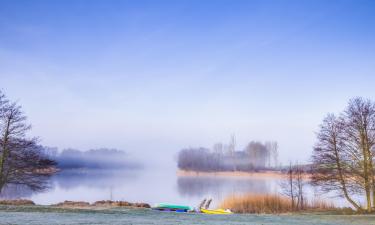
<box><xmin>1</xmin><ymin>0</ymin><xmax>375</xmax><ymax>165</ymax></box>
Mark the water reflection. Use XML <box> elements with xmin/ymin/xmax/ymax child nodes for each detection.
<box><xmin>0</xmin><ymin>184</ymin><xmax>33</xmax><ymax>199</ymax></box>
<box><xmin>52</xmin><ymin>169</ymin><xmax>139</xmax><ymax>190</ymax></box>
<box><xmin>177</xmin><ymin>176</ymin><xmax>271</xmax><ymax>198</ymax></box>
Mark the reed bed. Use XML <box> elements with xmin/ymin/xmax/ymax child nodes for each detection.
<box><xmin>220</xmin><ymin>194</ymin><xmax>336</xmax><ymax>214</ymax></box>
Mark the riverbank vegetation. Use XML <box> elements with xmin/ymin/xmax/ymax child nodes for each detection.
<box><xmin>220</xmin><ymin>194</ymin><xmax>339</xmax><ymax>214</ymax></box>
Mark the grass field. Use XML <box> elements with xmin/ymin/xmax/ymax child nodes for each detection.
<box><xmin>0</xmin><ymin>205</ymin><xmax>373</xmax><ymax>225</ymax></box>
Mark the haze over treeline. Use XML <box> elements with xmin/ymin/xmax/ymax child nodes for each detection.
<box><xmin>178</xmin><ymin>139</ymin><xmax>279</xmax><ymax>172</ymax></box>
<box><xmin>43</xmin><ymin>147</ymin><xmax>141</xmax><ymax>170</ymax></box>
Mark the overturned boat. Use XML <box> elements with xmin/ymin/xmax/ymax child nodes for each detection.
<box><xmin>152</xmin><ymin>203</ymin><xmax>192</xmax><ymax>212</ymax></box>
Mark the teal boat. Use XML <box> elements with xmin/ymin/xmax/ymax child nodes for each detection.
<box><xmin>152</xmin><ymin>203</ymin><xmax>192</xmax><ymax>212</ymax></box>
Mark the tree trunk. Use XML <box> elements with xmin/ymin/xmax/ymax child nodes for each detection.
<box><xmin>0</xmin><ymin>118</ymin><xmax>11</xmax><ymax>192</ymax></box>
<box><xmin>332</xmin><ymin>138</ymin><xmax>363</xmax><ymax>211</ymax></box>
<box><xmin>361</xmin><ymin>134</ymin><xmax>372</xmax><ymax>212</ymax></box>
<box><xmin>289</xmin><ymin>164</ymin><xmax>294</xmax><ymax>210</ymax></box>
<box><xmin>363</xmin><ymin>129</ymin><xmax>375</xmax><ymax>209</ymax></box>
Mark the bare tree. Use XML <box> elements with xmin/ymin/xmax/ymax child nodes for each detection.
<box><xmin>287</xmin><ymin>163</ymin><xmax>296</xmax><ymax>210</ymax></box>
<box><xmin>0</xmin><ymin>91</ymin><xmax>56</xmax><ymax>192</ymax></box>
<box><xmin>311</xmin><ymin>97</ymin><xmax>375</xmax><ymax>212</ymax></box>
<box><xmin>294</xmin><ymin>164</ymin><xmax>305</xmax><ymax>210</ymax></box>
<box><xmin>265</xmin><ymin>142</ymin><xmax>272</xmax><ymax>168</ymax></box>
<box><xmin>271</xmin><ymin>142</ymin><xmax>279</xmax><ymax>168</ymax></box>
<box><xmin>280</xmin><ymin>162</ymin><xmax>305</xmax><ymax>211</ymax></box>
<box><xmin>229</xmin><ymin>134</ymin><xmax>236</xmax><ymax>171</ymax></box>
<box><xmin>281</xmin><ymin>163</ymin><xmax>296</xmax><ymax>210</ymax></box>
<box><xmin>311</xmin><ymin>114</ymin><xmax>362</xmax><ymax>211</ymax></box>
<box><xmin>212</xmin><ymin>143</ymin><xmax>224</xmax><ymax>155</ymax></box>
<box><xmin>343</xmin><ymin>98</ymin><xmax>375</xmax><ymax>212</ymax></box>
<box><xmin>265</xmin><ymin>141</ymin><xmax>279</xmax><ymax>168</ymax></box>
<box><xmin>245</xmin><ymin>141</ymin><xmax>269</xmax><ymax>169</ymax></box>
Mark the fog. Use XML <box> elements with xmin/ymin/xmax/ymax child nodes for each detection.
<box><xmin>44</xmin><ymin>147</ymin><xmax>141</xmax><ymax>170</ymax></box>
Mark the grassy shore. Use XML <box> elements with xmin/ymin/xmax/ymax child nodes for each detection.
<box><xmin>0</xmin><ymin>197</ymin><xmax>356</xmax><ymax>215</ymax></box>
<box><xmin>0</xmin><ymin>205</ymin><xmax>374</xmax><ymax>225</ymax></box>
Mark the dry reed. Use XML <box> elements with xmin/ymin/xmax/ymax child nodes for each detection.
<box><xmin>220</xmin><ymin>194</ymin><xmax>336</xmax><ymax>214</ymax></box>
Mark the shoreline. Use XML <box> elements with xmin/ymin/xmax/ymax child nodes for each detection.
<box><xmin>0</xmin><ymin>202</ymin><xmax>362</xmax><ymax>216</ymax></box>
<box><xmin>0</xmin><ymin>199</ymin><xmax>150</xmax><ymax>210</ymax></box>
<box><xmin>177</xmin><ymin>170</ymin><xmax>287</xmax><ymax>179</ymax></box>
<box><xmin>176</xmin><ymin>170</ymin><xmax>312</xmax><ymax>180</ymax></box>
<box><xmin>0</xmin><ymin>199</ymin><xmax>362</xmax><ymax>215</ymax></box>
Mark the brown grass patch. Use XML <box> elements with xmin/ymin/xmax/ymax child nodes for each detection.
<box><xmin>0</xmin><ymin>199</ymin><xmax>35</xmax><ymax>205</ymax></box>
<box><xmin>52</xmin><ymin>200</ymin><xmax>150</xmax><ymax>209</ymax></box>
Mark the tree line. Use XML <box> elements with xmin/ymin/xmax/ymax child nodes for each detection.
<box><xmin>177</xmin><ymin>138</ymin><xmax>279</xmax><ymax>172</ymax></box>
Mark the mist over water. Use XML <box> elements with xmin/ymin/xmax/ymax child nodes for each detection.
<box><xmin>0</xmin><ymin>145</ymin><xmax>356</xmax><ymax>208</ymax></box>
<box><xmin>32</xmin><ymin>169</ymin><xmax>280</xmax><ymax>207</ymax></box>
<box><xmin>0</xmin><ymin>165</ymin><xmax>352</xmax><ymax>208</ymax></box>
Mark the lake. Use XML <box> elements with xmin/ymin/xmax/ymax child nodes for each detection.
<box><xmin>0</xmin><ymin>167</ymin><xmax>354</xmax><ymax>208</ymax></box>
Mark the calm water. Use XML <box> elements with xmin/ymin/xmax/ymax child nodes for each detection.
<box><xmin>0</xmin><ymin>206</ymin><xmax>373</xmax><ymax>225</ymax></box>
<box><xmin>0</xmin><ymin>168</ymin><xmax>352</xmax><ymax>208</ymax></box>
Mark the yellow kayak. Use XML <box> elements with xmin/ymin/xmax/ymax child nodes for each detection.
<box><xmin>200</xmin><ymin>208</ymin><xmax>233</xmax><ymax>214</ymax></box>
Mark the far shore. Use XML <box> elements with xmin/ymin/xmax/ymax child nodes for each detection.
<box><xmin>177</xmin><ymin>169</ymin><xmax>311</xmax><ymax>179</ymax></box>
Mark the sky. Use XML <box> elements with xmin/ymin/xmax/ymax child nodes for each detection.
<box><xmin>0</xmin><ymin>0</ymin><xmax>375</xmax><ymax>166</ymax></box>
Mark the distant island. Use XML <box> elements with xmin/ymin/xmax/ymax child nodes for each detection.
<box><xmin>177</xmin><ymin>139</ymin><xmax>279</xmax><ymax>172</ymax></box>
